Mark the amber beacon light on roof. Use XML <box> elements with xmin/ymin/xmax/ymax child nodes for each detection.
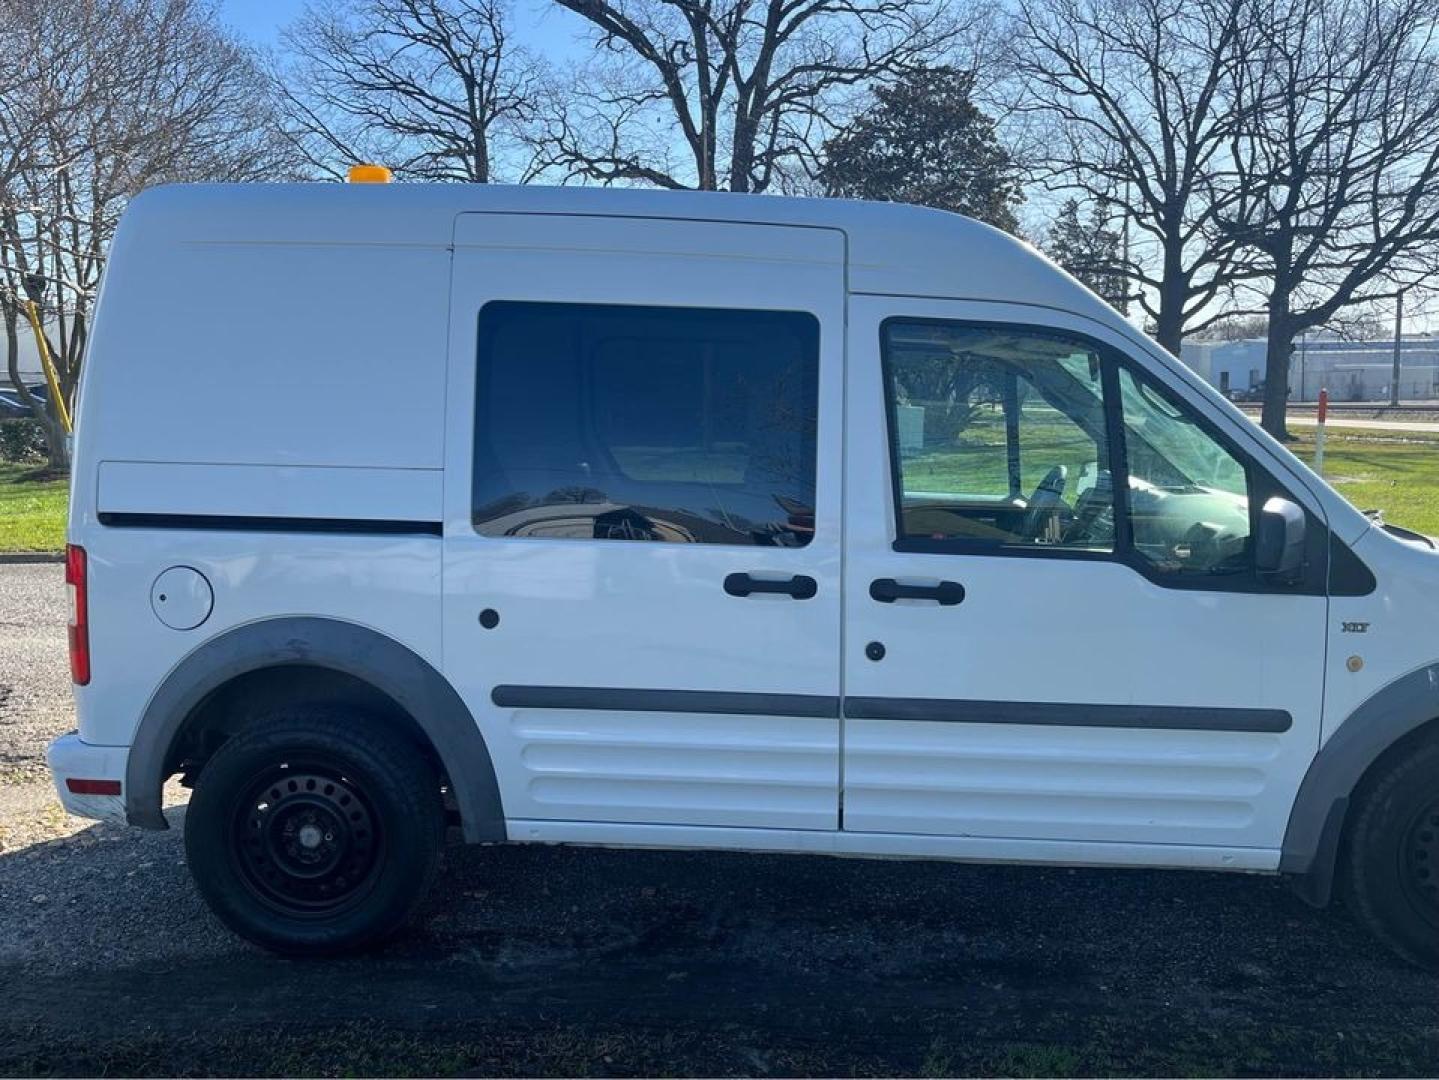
<box><xmin>347</xmin><ymin>163</ymin><xmax>392</xmax><ymax>184</ymax></box>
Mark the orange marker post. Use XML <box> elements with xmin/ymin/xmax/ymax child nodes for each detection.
<box><xmin>1315</xmin><ymin>387</ymin><xmax>1328</xmax><ymax>475</ymax></box>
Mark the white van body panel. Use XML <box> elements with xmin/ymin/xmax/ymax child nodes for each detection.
<box><xmin>95</xmin><ymin>461</ymin><xmax>445</xmax><ymax>523</ymax></box>
<box><xmin>71</xmin><ymin>531</ymin><xmax>444</xmax><ymax>750</ymax></box>
<box><xmin>1325</xmin><ymin>525</ymin><xmax>1439</xmax><ymax>744</ymax></box>
<box><xmin>442</xmin><ymin>213</ymin><xmax>846</xmax><ymax>831</ymax></box>
<box><xmin>68</xmin><ymin>188</ymin><xmax>452</xmax><ymax>751</ymax></box>
<box><xmin>78</xmin><ymin>235</ymin><xmax>451</xmax><ymax>473</ymax></box>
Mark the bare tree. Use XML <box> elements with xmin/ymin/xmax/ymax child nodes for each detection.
<box><xmin>0</xmin><ymin>7</ymin><xmax>51</xmax><ymax>196</ymax></box>
<box><xmin>1220</xmin><ymin>0</ymin><xmax>1439</xmax><ymax>437</ymax></box>
<box><xmin>277</xmin><ymin>0</ymin><xmax>543</xmax><ymax>182</ymax></box>
<box><xmin>0</xmin><ymin>0</ymin><xmax>295</xmax><ymax>464</ymax></box>
<box><xmin>1012</xmin><ymin>0</ymin><xmax>1258</xmax><ymax>353</ymax></box>
<box><xmin>538</xmin><ymin>0</ymin><xmax>980</xmax><ymax>193</ymax></box>
<box><xmin>1190</xmin><ymin>313</ymin><xmax>1269</xmax><ymax>341</ymax></box>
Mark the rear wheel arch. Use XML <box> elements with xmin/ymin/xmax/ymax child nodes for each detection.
<box><xmin>125</xmin><ymin>617</ymin><xmax>505</xmax><ymax>842</ymax></box>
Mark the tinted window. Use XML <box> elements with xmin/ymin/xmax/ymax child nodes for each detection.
<box><xmin>884</xmin><ymin>321</ymin><xmax>1115</xmax><ymax>551</ymax></box>
<box><xmin>473</xmin><ymin>302</ymin><xmax>819</xmax><ymax>546</ymax></box>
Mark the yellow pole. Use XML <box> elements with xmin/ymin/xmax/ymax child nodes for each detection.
<box><xmin>21</xmin><ymin>298</ymin><xmax>71</xmax><ymax>433</ymax></box>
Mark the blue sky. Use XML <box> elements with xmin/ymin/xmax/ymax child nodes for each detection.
<box><xmin>218</xmin><ymin>0</ymin><xmax>587</xmax><ymax>60</ymax></box>
<box><xmin>217</xmin><ymin>0</ymin><xmax>304</xmax><ymax>43</ymax></box>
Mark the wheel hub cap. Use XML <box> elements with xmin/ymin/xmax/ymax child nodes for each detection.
<box><xmin>232</xmin><ymin>769</ymin><xmax>382</xmax><ymax>915</ymax></box>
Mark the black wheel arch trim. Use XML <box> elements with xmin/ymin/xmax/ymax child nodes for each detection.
<box><xmin>1281</xmin><ymin>663</ymin><xmax>1439</xmax><ymax>904</ymax></box>
<box><xmin>124</xmin><ymin>616</ymin><xmax>505</xmax><ymax>842</ymax></box>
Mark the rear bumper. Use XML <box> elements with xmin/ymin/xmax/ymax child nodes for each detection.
<box><xmin>46</xmin><ymin>732</ymin><xmax>130</xmax><ymax>824</ymax></box>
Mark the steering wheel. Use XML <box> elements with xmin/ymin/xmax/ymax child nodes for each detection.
<box><xmin>1064</xmin><ymin>469</ymin><xmax>1114</xmax><ymax>546</ymax></box>
<box><xmin>1020</xmin><ymin>464</ymin><xmax>1067</xmax><ymax>540</ymax></box>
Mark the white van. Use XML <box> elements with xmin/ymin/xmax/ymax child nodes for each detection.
<box><xmin>47</xmin><ymin>183</ymin><xmax>1439</xmax><ymax>964</ymax></box>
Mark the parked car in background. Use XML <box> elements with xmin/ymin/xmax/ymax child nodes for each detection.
<box><xmin>0</xmin><ymin>385</ymin><xmax>51</xmax><ymax>417</ymax></box>
<box><xmin>1227</xmin><ymin>383</ymin><xmax>1265</xmax><ymax>403</ymax></box>
<box><xmin>47</xmin><ymin>182</ymin><xmax>1439</xmax><ymax>970</ymax></box>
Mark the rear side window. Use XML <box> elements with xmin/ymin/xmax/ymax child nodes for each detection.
<box><xmin>473</xmin><ymin>302</ymin><xmax>819</xmax><ymax>546</ymax></box>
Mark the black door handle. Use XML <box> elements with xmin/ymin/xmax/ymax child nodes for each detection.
<box><xmin>724</xmin><ymin>572</ymin><xmax>818</xmax><ymax>600</ymax></box>
<box><xmin>869</xmin><ymin>578</ymin><xmax>965</xmax><ymax>605</ymax></box>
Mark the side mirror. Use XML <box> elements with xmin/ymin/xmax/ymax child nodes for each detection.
<box><xmin>1256</xmin><ymin>496</ymin><xmax>1306</xmax><ymax>581</ymax></box>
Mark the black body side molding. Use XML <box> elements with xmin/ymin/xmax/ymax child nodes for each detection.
<box><xmin>844</xmin><ymin>697</ymin><xmax>1292</xmax><ymax>733</ymax></box>
<box><xmin>492</xmin><ymin>685</ymin><xmax>841</xmax><ymax>719</ymax></box>
<box><xmin>492</xmin><ymin>687</ymin><xmax>1288</xmax><ymax>732</ymax></box>
<box><xmin>99</xmin><ymin>512</ymin><xmax>442</xmax><ymax>536</ymax></box>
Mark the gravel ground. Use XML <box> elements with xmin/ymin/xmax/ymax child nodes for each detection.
<box><xmin>0</xmin><ymin>564</ymin><xmax>70</xmax><ymax>784</ymax></box>
<box><xmin>1</xmin><ymin>562</ymin><xmax>1437</xmax><ymax>1077</ymax></box>
<box><xmin>0</xmin><ymin>563</ymin><xmax>93</xmax><ymax>856</ymax></box>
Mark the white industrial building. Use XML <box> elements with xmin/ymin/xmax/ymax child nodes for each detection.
<box><xmin>1181</xmin><ymin>337</ymin><xmax>1439</xmax><ymax>402</ymax></box>
<box><xmin>1179</xmin><ymin>336</ymin><xmax>1439</xmax><ymax>402</ymax></box>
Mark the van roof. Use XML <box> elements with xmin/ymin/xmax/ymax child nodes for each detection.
<box><xmin>122</xmin><ymin>183</ymin><xmax>1116</xmax><ymax>322</ymax></box>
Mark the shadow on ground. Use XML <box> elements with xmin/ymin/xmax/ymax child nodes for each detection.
<box><xmin>1</xmin><ymin>811</ymin><xmax>1436</xmax><ymax>1077</ymax></box>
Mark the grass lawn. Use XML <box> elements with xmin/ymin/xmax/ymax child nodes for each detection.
<box><xmin>1290</xmin><ymin>427</ymin><xmax>1439</xmax><ymax>536</ymax></box>
<box><xmin>0</xmin><ymin>463</ymin><xmax>68</xmax><ymax>552</ymax></box>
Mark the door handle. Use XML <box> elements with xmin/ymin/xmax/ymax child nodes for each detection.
<box><xmin>869</xmin><ymin>578</ymin><xmax>965</xmax><ymax>606</ymax></box>
<box><xmin>724</xmin><ymin>572</ymin><xmax>818</xmax><ymax>600</ymax></box>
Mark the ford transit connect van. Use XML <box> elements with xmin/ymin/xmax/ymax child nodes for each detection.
<box><xmin>48</xmin><ymin>183</ymin><xmax>1439</xmax><ymax>965</ymax></box>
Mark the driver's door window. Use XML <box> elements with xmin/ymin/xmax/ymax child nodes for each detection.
<box><xmin>883</xmin><ymin>321</ymin><xmax>1114</xmax><ymax>551</ymax></box>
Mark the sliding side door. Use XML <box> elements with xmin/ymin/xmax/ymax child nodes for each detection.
<box><xmin>443</xmin><ymin>214</ymin><xmax>846</xmax><ymax>834</ymax></box>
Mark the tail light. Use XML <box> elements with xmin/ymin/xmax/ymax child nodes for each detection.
<box><xmin>66</xmin><ymin>544</ymin><xmax>90</xmax><ymax>685</ymax></box>
<box><xmin>66</xmin><ymin>778</ymin><xmax>121</xmax><ymax>796</ymax></box>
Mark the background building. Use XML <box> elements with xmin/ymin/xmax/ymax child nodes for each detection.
<box><xmin>1181</xmin><ymin>337</ymin><xmax>1439</xmax><ymax>402</ymax></box>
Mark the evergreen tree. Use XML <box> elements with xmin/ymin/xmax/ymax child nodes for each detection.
<box><xmin>1047</xmin><ymin>198</ymin><xmax>1130</xmax><ymax>313</ymax></box>
<box><xmin>818</xmin><ymin>67</ymin><xmax>1023</xmax><ymax>233</ymax></box>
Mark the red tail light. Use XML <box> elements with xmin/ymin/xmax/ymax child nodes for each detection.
<box><xmin>65</xmin><ymin>778</ymin><xmax>120</xmax><ymax>796</ymax></box>
<box><xmin>66</xmin><ymin>544</ymin><xmax>90</xmax><ymax>685</ymax></box>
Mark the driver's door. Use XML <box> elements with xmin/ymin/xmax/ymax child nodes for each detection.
<box><xmin>842</xmin><ymin>297</ymin><xmax>1327</xmax><ymax>854</ymax></box>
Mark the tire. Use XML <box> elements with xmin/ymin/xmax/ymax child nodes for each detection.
<box><xmin>184</xmin><ymin>708</ymin><xmax>444</xmax><ymax>956</ymax></box>
<box><xmin>1344</xmin><ymin>734</ymin><xmax>1439</xmax><ymax>969</ymax></box>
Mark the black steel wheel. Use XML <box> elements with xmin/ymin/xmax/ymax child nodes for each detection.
<box><xmin>232</xmin><ymin>766</ymin><xmax>383</xmax><ymax>916</ymax></box>
<box><xmin>1345</xmin><ymin>733</ymin><xmax>1439</xmax><ymax>969</ymax></box>
<box><xmin>186</xmin><ymin>708</ymin><xmax>443</xmax><ymax>955</ymax></box>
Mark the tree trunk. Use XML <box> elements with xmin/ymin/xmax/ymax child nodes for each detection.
<box><xmin>4</xmin><ymin>300</ymin><xmax>68</xmax><ymax>469</ymax></box>
<box><xmin>1152</xmin><ymin>238</ymin><xmax>1186</xmax><ymax>355</ymax></box>
<box><xmin>1260</xmin><ymin>317</ymin><xmax>1294</xmax><ymax>440</ymax></box>
<box><xmin>1153</xmin><ymin>305</ymin><xmax>1184</xmax><ymax>356</ymax></box>
<box><xmin>726</xmin><ymin>130</ymin><xmax>752</xmax><ymax>192</ymax></box>
<box><xmin>36</xmin><ymin>410</ymin><xmax>67</xmax><ymax>468</ymax></box>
